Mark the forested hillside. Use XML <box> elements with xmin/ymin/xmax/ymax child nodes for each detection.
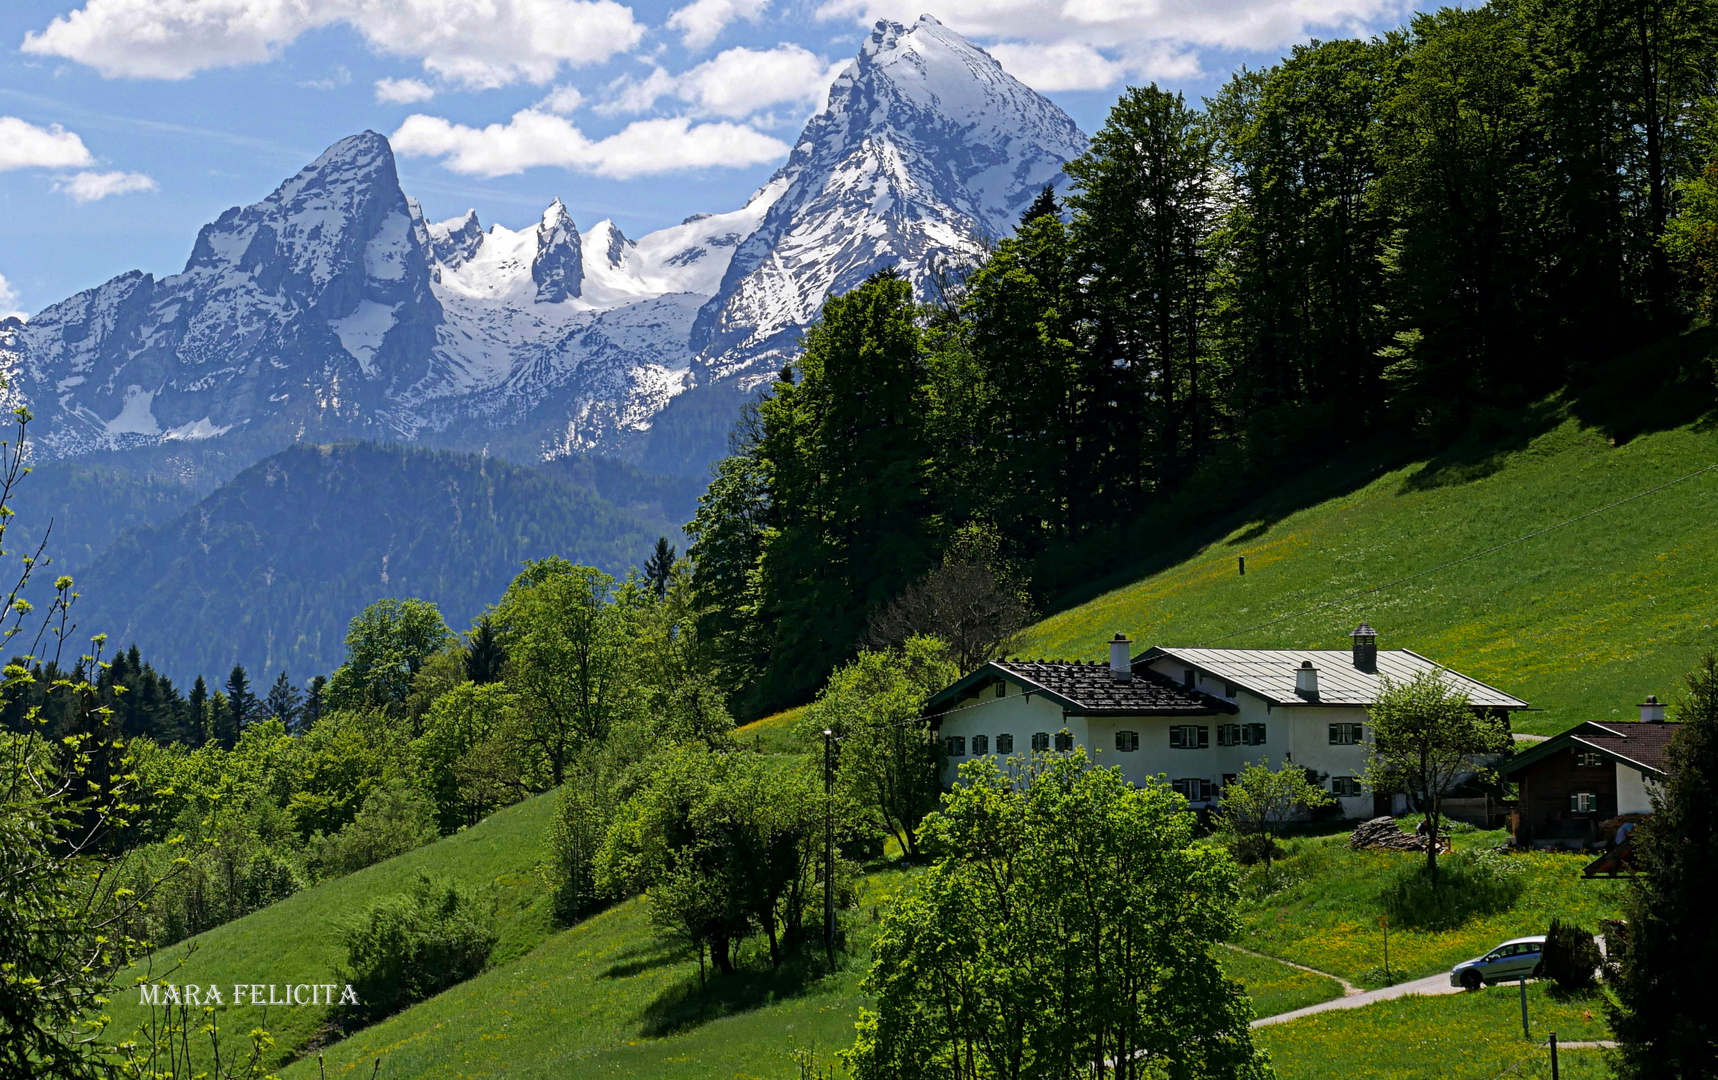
<box><xmin>71</xmin><ymin>442</ymin><xmax>680</xmax><ymax>683</ymax></box>
<box><xmin>690</xmin><ymin>0</ymin><xmax>1718</xmax><ymax>716</ymax></box>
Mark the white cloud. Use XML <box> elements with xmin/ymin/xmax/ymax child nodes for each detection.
<box><xmin>392</xmin><ymin>108</ymin><xmax>790</xmax><ymax>179</ymax></box>
<box><xmin>22</xmin><ymin>0</ymin><xmax>646</xmax><ymax>89</ymax></box>
<box><xmin>816</xmin><ymin>0</ymin><xmax>1414</xmax><ymax>90</ymax></box>
<box><xmin>983</xmin><ymin>41</ymin><xmax>1126</xmax><ymax>92</ymax></box>
<box><xmin>666</xmin><ymin>0</ymin><xmax>770</xmax><ymax>50</ymax></box>
<box><xmin>0</xmin><ymin>274</ymin><xmax>25</xmax><ymax>322</ymax></box>
<box><xmin>0</xmin><ymin>117</ymin><xmax>95</xmax><ymax>171</ymax></box>
<box><xmin>677</xmin><ymin>45</ymin><xmax>841</xmax><ymax>119</ymax></box>
<box><xmin>299</xmin><ymin>63</ymin><xmax>351</xmax><ymax>89</ymax></box>
<box><xmin>598</xmin><ymin>45</ymin><xmax>840</xmax><ymax>122</ymax></box>
<box><xmin>536</xmin><ymin>85</ymin><xmax>586</xmax><ymax>114</ymax></box>
<box><xmin>54</xmin><ymin>170</ymin><xmax>158</xmax><ymax>203</ymax></box>
<box><xmin>597</xmin><ymin>66</ymin><xmax>678</xmax><ymax>116</ymax></box>
<box><xmin>376</xmin><ymin>77</ymin><xmax>436</xmax><ymax>103</ymax></box>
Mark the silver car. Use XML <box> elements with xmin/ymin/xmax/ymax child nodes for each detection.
<box><xmin>1450</xmin><ymin>936</ymin><xmax>1547</xmax><ymax>990</ymax></box>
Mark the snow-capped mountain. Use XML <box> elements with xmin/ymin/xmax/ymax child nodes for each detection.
<box><xmin>692</xmin><ymin>15</ymin><xmax>1088</xmax><ymax>378</ymax></box>
<box><xmin>0</xmin><ymin>15</ymin><xmax>1086</xmax><ymax>470</ymax></box>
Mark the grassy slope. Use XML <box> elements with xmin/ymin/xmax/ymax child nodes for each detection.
<box><xmin>1257</xmin><ymin>982</ymin><xmax>1613</xmax><ymax>1080</ymax></box>
<box><xmin>286</xmin><ymin>861</ymin><xmax>1334</xmax><ymax>1080</ymax></box>
<box><xmin>1233</xmin><ymin>826</ymin><xmax>1626</xmax><ymax>990</ymax></box>
<box><xmin>106</xmin><ymin>792</ymin><xmax>559</xmax><ymax>1069</ymax></box>
<box><xmin>1020</xmin><ymin>417</ymin><xmax>1718</xmax><ymax>735</ymax></box>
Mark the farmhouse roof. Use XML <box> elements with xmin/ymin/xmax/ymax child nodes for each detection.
<box><xmin>1501</xmin><ymin>720</ymin><xmax>1682</xmax><ymax>779</ymax></box>
<box><xmin>1138</xmin><ymin>647</ymin><xmax>1529</xmax><ymax>710</ymax></box>
<box><xmin>925</xmin><ymin>659</ymin><xmax>1237</xmax><ymax>719</ymax></box>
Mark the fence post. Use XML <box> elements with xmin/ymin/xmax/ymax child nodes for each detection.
<box><xmin>1519</xmin><ymin>977</ymin><xmax>1529</xmax><ymax>1039</ymax></box>
<box><xmin>1549</xmin><ymin>1031</ymin><xmax>1559</xmax><ymax>1080</ymax></box>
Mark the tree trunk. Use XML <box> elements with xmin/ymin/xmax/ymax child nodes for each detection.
<box><xmin>1426</xmin><ymin>797</ymin><xmax>1441</xmax><ymax>881</ymax></box>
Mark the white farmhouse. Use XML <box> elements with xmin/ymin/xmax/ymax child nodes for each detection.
<box><xmin>924</xmin><ymin>624</ymin><xmax>1529</xmax><ymax>818</ymax></box>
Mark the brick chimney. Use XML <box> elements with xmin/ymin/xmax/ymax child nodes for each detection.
<box><xmin>1296</xmin><ymin>660</ymin><xmax>1320</xmax><ymax>699</ymax></box>
<box><xmin>1109</xmin><ymin>633</ymin><xmax>1133</xmax><ymax>683</ymax></box>
<box><xmin>1639</xmin><ymin>695</ymin><xmax>1666</xmax><ymax>722</ymax></box>
<box><xmin>1350</xmin><ymin>622</ymin><xmax>1377</xmax><ymax>672</ymax></box>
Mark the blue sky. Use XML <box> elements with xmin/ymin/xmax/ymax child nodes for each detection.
<box><xmin>0</xmin><ymin>0</ymin><xmax>1419</xmax><ymax>317</ymax></box>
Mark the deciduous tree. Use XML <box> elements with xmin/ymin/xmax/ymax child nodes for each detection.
<box><xmin>849</xmin><ymin>751</ymin><xmax>1269</xmax><ymax>1080</ymax></box>
<box><xmin>1364</xmin><ymin>670</ymin><xmax>1510</xmax><ymax>878</ymax></box>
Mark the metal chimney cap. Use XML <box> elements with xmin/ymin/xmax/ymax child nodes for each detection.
<box><xmin>1350</xmin><ymin>622</ymin><xmax>1377</xmax><ymax>638</ymax></box>
<box><xmin>1300</xmin><ymin>660</ymin><xmax>1316</xmax><ymax>669</ymax></box>
<box><xmin>1111</xmin><ymin>631</ymin><xmax>1130</xmax><ymax>642</ymax></box>
<box><xmin>1639</xmin><ymin>695</ymin><xmax>1662</xmax><ymax>706</ymax></box>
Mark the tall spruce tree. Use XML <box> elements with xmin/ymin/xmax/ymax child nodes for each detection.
<box><xmin>644</xmin><ymin>536</ymin><xmax>677</xmax><ymax>598</ymax></box>
<box><xmin>223</xmin><ymin>665</ymin><xmax>257</xmax><ymax>742</ymax></box>
<box><xmin>1609</xmin><ymin>652</ymin><xmax>1718</xmax><ymax>1077</ymax></box>
<box><xmin>265</xmin><ymin>669</ymin><xmax>302</xmax><ymax>731</ymax></box>
<box><xmin>755</xmin><ymin>268</ymin><xmax>935</xmax><ymax>710</ymax></box>
<box><xmin>465</xmin><ymin>616</ymin><xmax>507</xmax><ymax>685</ymax></box>
<box><xmin>1068</xmin><ymin>84</ymin><xmax>1220</xmax><ymax>496</ymax></box>
<box><xmin>1376</xmin><ymin>6</ymin><xmax>1549</xmax><ymax>432</ymax></box>
<box><xmin>187</xmin><ymin>674</ymin><xmax>209</xmax><ymax>747</ymax></box>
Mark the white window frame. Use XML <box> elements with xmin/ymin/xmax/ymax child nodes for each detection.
<box><xmin>946</xmin><ymin>735</ymin><xmax>966</xmax><ymax>757</ymax></box>
<box><xmin>996</xmin><ymin>733</ymin><xmax>1014</xmax><ymax>754</ymax></box>
<box><xmin>1115</xmin><ymin>730</ymin><xmax>1139</xmax><ymax>752</ymax></box>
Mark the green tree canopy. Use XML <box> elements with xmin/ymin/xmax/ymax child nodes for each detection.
<box><xmin>325</xmin><ymin>598</ymin><xmax>455</xmax><ymax>712</ymax></box>
<box><xmin>1609</xmin><ymin>651</ymin><xmax>1718</xmax><ymax>1077</ymax></box>
<box><xmin>850</xmin><ymin>751</ymin><xmax>1269</xmax><ymax>1079</ymax></box>
<box><xmin>1364</xmin><ymin>670</ymin><xmax>1510</xmax><ymax>877</ymax></box>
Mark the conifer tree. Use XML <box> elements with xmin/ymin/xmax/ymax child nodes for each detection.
<box><xmin>1019</xmin><ymin>183</ymin><xmax>1059</xmax><ymax>226</ymax></box>
<box><xmin>303</xmin><ymin>674</ymin><xmax>326</xmax><ymax>728</ymax></box>
<box><xmin>1609</xmin><ymin>652</ymin><xmax>1718</xmax><ymax>1077</ymax></box>
<box><xmin>644</xmin><ymin>537</ymin><xmax>676</xmax><ymax>598</ymax></box>
<box><xmin>265</xmin><ymin>669</ymin><xmax>302</xmax><ymax>730</ymax></box>
<box><xmin>223</xmin><ymin>665</ymin><xmax>257</xmax><ymax>741</ymax></box>
<box><xmin>464</xmin><ymin>617</ymin><xmax>506</xmax><ymax>685</ymax></box>
<box><xmin>188</xmin><ymin>675</ymin><xmax>209</xmax><ymax>747</ymax></box>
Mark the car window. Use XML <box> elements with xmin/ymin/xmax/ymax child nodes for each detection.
<box><xmin>1520</xmin><ymin>942</ymin><xmax>1541</xmax><ymax>953</ymax></box>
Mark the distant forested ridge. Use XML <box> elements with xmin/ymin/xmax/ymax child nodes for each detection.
<box><xmin>692</xmin><ymin>0</ymin><xmax>1718</xmax><ymax>716</ymax></box>
<box><xmin>72</xmin><ymin>442</ymin><xmax>687</xmax><ymax>683</ymax></box>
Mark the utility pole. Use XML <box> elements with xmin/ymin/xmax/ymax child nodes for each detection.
<box><xmin>823</xmin><ymin>728</ymin><xmax>835</xmax><ymax>968</ymax></box>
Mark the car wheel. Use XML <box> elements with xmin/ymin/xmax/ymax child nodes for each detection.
<box><xmin>1532</xmin><ymin>962</ymin><xmax>1545</xmax><ymax>979</ymax></box>
<box><xmin>1460</xmin><ymin>969</ymin><xmax>1483</xmax><ymax>992</ymax></box>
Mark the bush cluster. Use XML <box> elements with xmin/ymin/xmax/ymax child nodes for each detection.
<box><xmin>336</xmin><ymin>874</ymin><xmax>497</xmax><ymax>1024</ymax></box>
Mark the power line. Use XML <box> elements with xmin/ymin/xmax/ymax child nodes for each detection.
<box><xmin>1192</xmin><ymin>461</ymin><xmax>1718</xmax><ymax>648</ymax></box>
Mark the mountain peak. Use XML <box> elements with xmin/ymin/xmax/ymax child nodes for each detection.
<box><xmin>689</xmin><ymin>12</ymin><xmax>1086</xmax><ymax>377</ymax></box>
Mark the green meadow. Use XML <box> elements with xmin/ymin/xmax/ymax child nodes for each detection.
<box><xmin>1232</xmin><ymin>826</ymin><xmax>1626</xmax><ymax>990</ymax></box>
<box><xmin>1021</xmin><ymin>414</ymin><xmax>1718</xmax><ymax>735</ymax></box>
<box><xmin>1256</xmin><ymin>982</ymin><xmax>1613</xmax><ymax>1080</ymax></box>
<box><xmin>105</xmin><ymin>792</ymin><xmax>560</xmax><ymax>1069</ymax></box>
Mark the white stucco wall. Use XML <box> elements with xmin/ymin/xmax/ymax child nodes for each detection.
<box><xmin>934</xmin><ymin>658</ymin><xmax>1377</xmax><ymax>817</ymax></box>
<box><xmin>1615</xmin><ymin>763</ymin><xmax>1658</xmax><ymax>815</ymax></box>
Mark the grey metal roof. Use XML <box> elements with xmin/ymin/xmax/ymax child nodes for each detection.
<box><xmin>1140</xmin><ymin>647</ymin><xmax>1528</xmax><ymax>709</ymax></box>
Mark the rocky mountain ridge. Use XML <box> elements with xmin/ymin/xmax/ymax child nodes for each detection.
<box><xmin>0</xmin><ymin>15</ymin><xmax>1087</xmax><ymax>475</ymax></box>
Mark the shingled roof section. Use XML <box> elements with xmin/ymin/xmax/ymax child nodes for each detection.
<box><xmin>1502</xmin><ymin>720</ymin><xmax>1683</xmax><ymax>778</ymax></box>
<box><xmin>992</xmin><ymin>659</ymin><xmax>1237</xmax><ymax>716</ymax></box>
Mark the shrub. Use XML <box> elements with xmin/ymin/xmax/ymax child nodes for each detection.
<box><xmin>336</xmin><ymin>874</ymin><xmax>497</xmax><ymax>1024</ymax></box>
<box><xmin>305</xmin><ymin>778</ymin><xmax>439</xmax><ymax>882</ymax></box>
<box><xmin>1380</xmin><ymin>849</ymin><xmax>1525</xmax><ymax>931</ymax></box>
<box><xmin>1542</xmin><ymin>917</ymin><xmax>1601</xmax><ymax>991</ymax></box>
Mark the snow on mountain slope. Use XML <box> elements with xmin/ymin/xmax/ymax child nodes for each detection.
<box><xmin>691</xmin><ymin>15</ymin><xmax>1087</xmax><ymax>382</ymax></box>
<box><xmin>1</xmin><ymin>16</ymin><xmax>1086</xmax><ymax>470</ymax></box>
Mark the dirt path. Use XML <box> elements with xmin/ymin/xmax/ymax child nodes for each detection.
<box><xmin>1250</xmin><ymin>970</ymin><xmax>1462</xmax><ymax>1027</ymax></box>
<box><xmin>1222</xmin><ymin>943</ymin><xmax>1364</xmax><ymax>997</ymax></box>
